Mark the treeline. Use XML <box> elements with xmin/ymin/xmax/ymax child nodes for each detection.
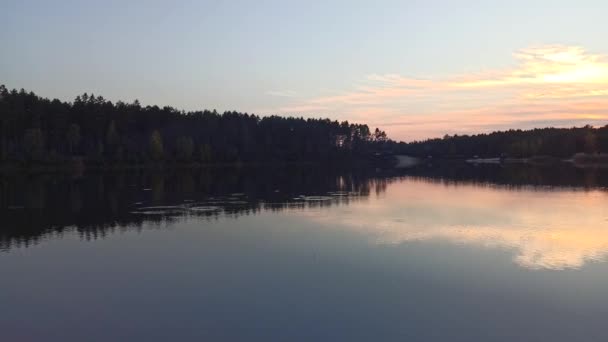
<box><xmin>0</xmin><ymin>85</ymin><xmax>389</xmax><ymax>165</ymax></box>
<box><xmin>399</xmin><ymin>126</ymin><xmax>608</xmax><ymax>159</ymax></box>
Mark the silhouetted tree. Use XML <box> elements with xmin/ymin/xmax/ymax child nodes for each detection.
<box><xmin>176</xmin><ymin>136</ymin><xmax>194</xmax><ymax>161</ymax></box>
<box><xmin>0</xmin><ymin>85</ymin><xmax>392</xmax><ymax>165</ymax></box>
<box><xmin>199</xmin><ymin>144</ymin><xmax>212</xmax><ymax>163</ymax></box>
<box><xmin>149</xmin><ymin>130</ymin><xmax>164</xmax><ymax>161</ymax></box>
<box><xmin>67</xmin><ymin>124</ymin><xmax>81</xmax><ymax>155</ymax></box>
<box><xmin>399</xmin><ymin>125</ymin><xmax>608</xmax><ymax>159</ymax></box>
<box><xmin>23</xmin><ymin>128</ymin><xmax>45</xmax><ymax>160</ymax></box>
<box><xmin>584</xmin><ymin>131</ymin><xmax>597</xmax><ymax>154</ymax></box>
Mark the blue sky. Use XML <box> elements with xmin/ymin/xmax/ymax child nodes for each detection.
<box><xmin>2</xmin><ymin>0</ymin><xmax>608</xmax><ymax>140</ymax></box>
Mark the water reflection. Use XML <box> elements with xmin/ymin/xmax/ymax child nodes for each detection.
<box><xmin>4</xmin><ymin>164</ymin><xmax>608</xmax><ymax>342</ymax></box>
<box><xmin>306</xmin><ymin>179</ymin><xmax>608</xmax><ymax>270</ymax></box>
<box><xmin>0</xmin><ymin>166</ymin><xmax>389</xmax><ymax>251</ymax></box>
<box><xmin>2</xmin><ymin>164</ymin><xmax>608</xmax><ymax>271</ymax></box>
<box><xmin>403</xmin><ymin>161</ymin><xmax>608</xmax><ymax>188</ymax></box>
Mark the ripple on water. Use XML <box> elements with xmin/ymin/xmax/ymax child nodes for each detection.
<box><xmin>187</xmin><ymin>205</ymin><xmax>222</xmax><ymax>213</ymax></box>
<box><xmin>301</xmin><ymin>196</ymin><xmax>333</xmax><ymax>202</ymax></box>
<box><xmin>130</xmin><ymin>205</ymin><xmax>187</xmax><ymax>216</ymax></box>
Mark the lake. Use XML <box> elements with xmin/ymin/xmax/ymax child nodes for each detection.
<box><xmin>2</xmin><ymin>164</ymin><xmax>608</xmax><ymax>341</ymax></box>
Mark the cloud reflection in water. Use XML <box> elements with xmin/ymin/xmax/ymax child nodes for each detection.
<box><xmin>305</xmin><ymin>179</ymin><xmax>608</xmax><ymax>270</ymax></box>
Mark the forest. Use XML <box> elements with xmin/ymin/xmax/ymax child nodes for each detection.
<box><xmin>2</xmin><ymin>85</ymin><xmax>607</xmax><ymax>166</ymax></box>
<box><xmin>0</xmin><ymin>85</ymin><xmax>389</xmax><ymax>166</ymax></box>
<box><xmin>397</xmin><ymin>125</ymin><xmax>608</xmax><ymax>159</ymax></box>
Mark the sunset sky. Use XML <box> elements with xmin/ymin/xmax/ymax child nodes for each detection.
<box><xmin>3</xmin><ymin>0</ymin><xmax>608</xmax><ymax>141</ymax></box>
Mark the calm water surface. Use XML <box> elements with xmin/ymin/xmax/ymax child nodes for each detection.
<box><xmin>2</xmin><ymin>165</ymin><xmax>608</xmax><ymax>341</ymax></box>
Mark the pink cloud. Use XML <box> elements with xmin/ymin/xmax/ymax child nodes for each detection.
<box><xmin>265</xmin><ymin>45</ymin><xmax>608</xmax><ymax>141</ymax></box>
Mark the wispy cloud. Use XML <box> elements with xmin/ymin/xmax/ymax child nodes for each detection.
<box><xmin>268</xmin><ymin>45</ymin><xmax>608</xmax><ymax>141</ymax></box>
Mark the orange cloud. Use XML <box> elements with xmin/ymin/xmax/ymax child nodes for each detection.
<box><xmin>266</xmin><ymin>45</ymin><xmax>608</xmax><ymax>141</ymax></box>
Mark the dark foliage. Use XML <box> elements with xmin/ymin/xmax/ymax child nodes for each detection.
<box><xmin>398</xmin><ymin>125</ymin><xmax>608</xmax><ymax>159</ymax></box>
<box><xmin>0</xmin><ymin>85</ymin><xmax>389</xmax><ymax>164</ymax></box>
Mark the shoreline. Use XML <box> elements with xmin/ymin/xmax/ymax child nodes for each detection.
<box><xmin>0</xmin><ymin>158</ymin><xmax>386</xmax><ymax>175</ymax></box>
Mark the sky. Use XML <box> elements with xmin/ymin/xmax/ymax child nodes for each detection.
<box><xmin>2</xmin><ymin>0</ymin><xmax>608</xmax><ymax>141</ymax></box>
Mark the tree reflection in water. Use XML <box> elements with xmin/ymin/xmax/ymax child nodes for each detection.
<box><xmin>2</xmin><ymin>162</ymin><xmax>608</xmax><ymax>252</ymax></box>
